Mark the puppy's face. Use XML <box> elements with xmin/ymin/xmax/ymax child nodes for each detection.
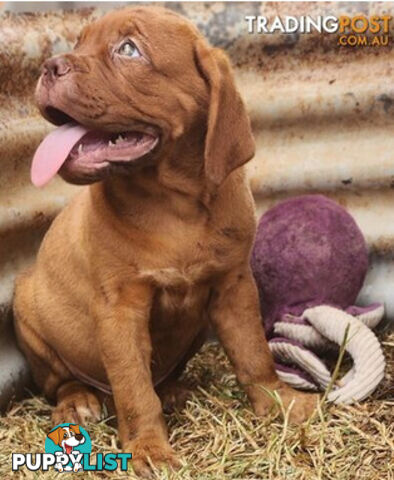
<box><xmin>47</xmin><ymin>425</ymin><xmax>85</xmax><ymax>454</ymax></box>
<box><xmin>33</xmin><ymin>7</ymin><xmax>254</xmax><ymax>187</ymax></box>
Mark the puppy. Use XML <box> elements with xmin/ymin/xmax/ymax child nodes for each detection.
<box><xmin>47</xmin><ymin>424</ymin><xmax>85</xmax><ymax>472</ymax></box>
<box><xmin>14</xmin><ymin>7</ymin><xmax>317</xmax><ymax>476</ymax></box>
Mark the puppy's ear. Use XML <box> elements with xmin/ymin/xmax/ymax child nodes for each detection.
<box><xmin>194</xmin><ymin>40</ymin><xmax>255</xmax><ymax>186</ymax></box>
<box><xmin>47</xmin><ymin>427</ymin><xmax>63</xmax><ymax>446</ymax></box>
<box><xmin>69</xmin><ymin>424</ymin><xmax>81</xmax><ymax>435</ymax></box>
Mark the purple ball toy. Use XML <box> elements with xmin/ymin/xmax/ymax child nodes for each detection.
<box><xmin>251</xmin><ymin>195</ymin><xmax>385</xmax><ymax>404</ymax></box>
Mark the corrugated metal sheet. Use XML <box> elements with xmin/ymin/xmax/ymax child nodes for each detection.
<box><xmin>0</xmin><ymin>1</ymin><xmax>393</xmax><ymax>404</ymax></box>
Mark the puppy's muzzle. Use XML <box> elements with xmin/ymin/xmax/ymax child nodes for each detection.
<box><xmin>42</xmin><ymin>56</ymin><xmax>71</xmax><ymax>87</ymax></box>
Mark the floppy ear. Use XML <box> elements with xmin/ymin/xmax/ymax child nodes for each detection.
<box><xmin>47</xmin><ymin>427</ymin><xmax>63</xmax><ymax>446</ymax></box>
<box><xmin>194</xmin><ymin>40</ymin><xmax>255</xmax><ymax>186</ymax></box>
<box><xmin>69</xmin><ymin>424</ymin><xmax>81</xmax><ymax>435</ymax></box>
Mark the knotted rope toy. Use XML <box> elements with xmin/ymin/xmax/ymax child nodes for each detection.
<box><xmin>251</xmin><ymin>195</ymin><xmax>385</xmax><ymax>404</ymax></box>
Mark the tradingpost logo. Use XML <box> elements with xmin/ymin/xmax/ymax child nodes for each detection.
<box><xmin>12</xmin><ymin>423</ymin><xmax>131</xmax><ymax>473</ymax></box>
<box><xmin>245</xmin><ymin>14</ymin><xmax>392</xmax><ymax>47</ymax></box>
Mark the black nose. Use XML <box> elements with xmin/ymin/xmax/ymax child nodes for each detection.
<box><xmin>42</xmin><ymin>56</ymin><xmax>71</xmax><ymax>83</ymax></box>
<box><xmin>75</xmin><ymin>434</ymin><xmax>83</xmax><ymax>441</ymax></box>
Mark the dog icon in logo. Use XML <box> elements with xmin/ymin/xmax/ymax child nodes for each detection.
<box><xmin>47</xmin><ymin>424</ymin><xmax>86</xmax><ymax>472</ymax></box>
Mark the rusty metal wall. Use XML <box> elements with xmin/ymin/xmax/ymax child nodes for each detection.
<box><xmin>0</xmin><ymin>1</ymin><xmax>393</xmax><ymax>405</ymax></box>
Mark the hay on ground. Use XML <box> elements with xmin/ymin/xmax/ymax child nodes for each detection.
<box><xmin>0</xmin><ymin>330</ymin><xmax>393</xmax><ymax>480</ymax></box>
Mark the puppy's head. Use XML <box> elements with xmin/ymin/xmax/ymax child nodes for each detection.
<box><xmin>47</xmin><ymin>424</ymin><xmax>84</xmax><ymax>448</ymax></box>
<box><xmin>33</xmin><ymin>7</ymin><xmax>254</xmax><ymax>187</ymax></box>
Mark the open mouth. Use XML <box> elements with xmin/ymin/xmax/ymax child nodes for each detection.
<box><xmin>31</xmin><ymin>107</ymin><xmax>159</xmax><ymax>187</ymax></box>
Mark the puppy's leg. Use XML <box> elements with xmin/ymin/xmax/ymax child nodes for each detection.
<box><xmin>94</xmin><ymin>282</ymin><xmax>180</xmax><ymax>477</ymax></box>
<box><xmin>15</xmin><ymin>318</ymin><xmax>102</xmax><ymax>424</ymax></box>
<box><xmin>14</xmin><ymin>314</ymin><xmax>70</xmax><ymax>399</ymax></box>
<box><xmin>210</xmin><ymin>266</ymin><xmax>318</xmax><ymax>424</ymax></box>
<box><xmin>52</xmin><ymin>381</ymin><xmax>102</xmax><ymax>425</ymax></box>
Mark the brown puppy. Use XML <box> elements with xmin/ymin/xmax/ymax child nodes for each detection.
<box><xmin>13</xmin><ymin>7</ymin><xmax>317</xmax><ymax>476</ymax></box>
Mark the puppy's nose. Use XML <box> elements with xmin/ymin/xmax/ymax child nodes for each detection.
<box><xmin>42</xmin><ymin>56</ymin><xmax>71</xmax><ymax>82</ymax></box>
<box><xmin>75</xmin><ymin>434</ymin><xmax>83</xmax><ymax>441</ymax></box>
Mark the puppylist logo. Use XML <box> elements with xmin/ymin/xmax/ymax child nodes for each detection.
<box><xmin>12</xmin><ymin>423</ymin><xmax>131</xmax><ymax>473</ymax></box>
<box><xmin>245</xmin><ymin>14</ymin><xmax>392</xmax><ymax>47</ymax></box>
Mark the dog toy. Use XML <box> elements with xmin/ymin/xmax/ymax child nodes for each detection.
<box><xmin>251</xmin><ymin>195</ymin><xmax>385</xmax><ymax>404</ymax></box>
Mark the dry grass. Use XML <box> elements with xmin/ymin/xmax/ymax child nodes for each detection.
<box><xmin>0</xmin><ymin>331</ymin><xmax>393</xmax><ymax>480</ymax></box>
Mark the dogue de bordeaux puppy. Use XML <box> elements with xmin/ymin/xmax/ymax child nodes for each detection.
<box><xmin>14</xmin><ymin>6</ymin><xmax>317</xmax><ymax>476</ymax></box>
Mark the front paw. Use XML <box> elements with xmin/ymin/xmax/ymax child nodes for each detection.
<box><xmin>282</xmin><ymin>388</ymin><xmax>319</xmax><ymax>424</ymax></box>
<box><xmin>253</xmin><ymin>383</ymin><xmax>319</xmax><ymax>424</ymax></box>
<box><xmin>126</xmin><ymin>436</ymin><xmax>181</xmax><ymax>478</ymax></box>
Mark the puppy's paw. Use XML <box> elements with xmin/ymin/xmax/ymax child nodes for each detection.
<box><xmin>52</xmin><ymin>386</ymin><xmax>102</xmax><ymax>425</ymax></box>
<box><xmin>157</xmin><ymin>380</ymin><xmax>191</xmax><ymax>414</ymax></box>
<box><xmin>253</xmin><ymin>383</ymin><xmax>319</xmax><ymax>424</ymax></box>
<box><xmin>127</xmin><ymin>436</ymin><xmax>181</xmax><ymax>478</ymax></box>
<box><xmin>284</xmin><ymin>390</ymin><xmax>319</xmax><ymax>424</ymax></box>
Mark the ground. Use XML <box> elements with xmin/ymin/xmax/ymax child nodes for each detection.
<box><xmin>0</xmin><ymin>331</ymin><xmax>392</xmax><ymax>480</ymax></box>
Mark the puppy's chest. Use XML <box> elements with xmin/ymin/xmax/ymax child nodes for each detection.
<box><xmin>141</xmin><ymin>229</ymin><xmax>237</xmax><ymax>288</ymax></box>
<box><xmin>141</xmin><ymin>246</ymin><xmax>216</xmax><ymax>318</ymax></box>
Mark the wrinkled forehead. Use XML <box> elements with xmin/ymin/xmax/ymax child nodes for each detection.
<box><xmin>77</xmin><ymin>7</ymin><xmax>200</xmax><ymax>53</ymax></box>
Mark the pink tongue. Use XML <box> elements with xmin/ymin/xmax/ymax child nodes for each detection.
<box><xmin>31</xmin><ymin>122</ymin><xmax>89</xmax><ymax>187</ymax></box>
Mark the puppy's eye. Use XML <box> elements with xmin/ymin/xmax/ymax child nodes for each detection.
<box><xmin>117</xmin><ymin>40</ymin><xmax>141</xmax><ymax>58</ymax></box>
